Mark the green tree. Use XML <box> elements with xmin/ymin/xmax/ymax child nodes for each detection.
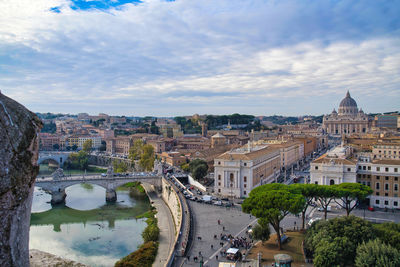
<box><xmin>242</xmin><ymin>183</ymin><xmax>305</xmax><ymax>250</ymax></box>
<box><xmin>334</xmin><ymin>183</ymin><xmax>373</xmax><ymax>216</ymax></box>
<box><xmin>355</xmin><ymin>239</ymin><xmax>400</xmax><ymax>267</ymax></box>
<box><xmin>113</xmin><ymin>161</ymin><xmax>128</xmax><ymax>173</ymax></box>
<box><xmin>289</xmin><ymin>183</ymin><xmax>319</xmax><ymax>229</ymax></box>
<box><xmin>180</xmin><ymin>163</ymin><xmax>190</xmax><ymax>172</ymax></box>
<box><xmin>129</xmin><ymin>139</ymin><xmax>144</xmax><ymax>161</ymax></box>
<box><xmin>66</xmin><ymin>151</ymin><xmax>89</xmax><ymax>170</ymax></box>
<box><xmin>139</xmin><ymin>145</ymin><xmax>155</xmax><ymax>171</ymax></box>
<box><xmin>192</xmin><ymin>164</ymin><xmax>208</xmax><ymax>181</ymax></box>
<box><xmin>252</xmin><ymin>218</ymin><xmax>271</xmax><ymax>244</ymax></box>
<box><xmin>373</xmin><ymin>222</ymin><xmax>400</xmax><ymax>250</ymax></box>
<box><xmin>142</xmin><ymin>224</ymin><xmax>160</xmax><ymax>242</ymax></box>
<box><xmin>82</xmin><ymin>139</ymin><xmax>93</xmax><ymax>153</ymax></box>
<box><xmin>315</xmin><ymin>185</ymin><xmax>337</xmax><ymax>220</ymax></box>
<box><xmin>304</xmin><ymin>216</ymin><xmax>375</xmax><ymax>266</ymax></box>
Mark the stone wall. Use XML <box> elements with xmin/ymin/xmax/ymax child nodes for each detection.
<box><xmin>0</xmin><ymin>92</ymin><xmax>42</xmax><ymax>267</ymax></box>
<box><xmin>161</xmin><ymin>177</ymin><xmax>182</xmax><ymax>233</ymax></box>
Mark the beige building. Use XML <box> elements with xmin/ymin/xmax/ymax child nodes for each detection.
<box><xmin>161</xmin><ymin>151</ymin><xmax>187</xmax><ymax>167</ymax></box>
<box><xmin>311</xmin><ymin>143</ymin><xmax>400</xmax><ymax>209</ymax></box>
<box><xmin>323</xmin><ymin>91</ymin><xmax>370</xmax><ymax>135</ymax></box>
<box><xmin>106</xmin><ymin>137</ymin><xmax>133</xmax><ymax>155</ymax></box>
<box><xmin>214</xmin><ymin>144</ymin><xmax>280</xmax><ymax>198</ymax></box>
<box><xmin>310</xmin><ymin>146</ymin><xmax>357</xmax><ymax>185</ymax></box>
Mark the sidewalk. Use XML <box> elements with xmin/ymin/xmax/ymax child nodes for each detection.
<box><xmin>142</xmin><ymin>184</ymin><xmax>175</xmax><ymax>267</ymax></box>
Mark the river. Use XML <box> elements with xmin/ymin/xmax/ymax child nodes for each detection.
<box><xmin>30</xmin><ymin>182</ymin><xmax>152</xmax><ymax>267</ymax></box>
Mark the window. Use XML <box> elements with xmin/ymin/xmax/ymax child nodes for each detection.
<box><xmin>347</xmin><ymin>168</ymin><xmax>351</xmax><ymax>171</ymax></box>
<box><xmin>385</xmin><ymin>200</ymin><xmax>389</xmax><ymax>205</ymax></box>
<box><xmin>218</xmin><ymin>189</ymin><xmax>221</xmax><ymax>193</ymax></box>
<box><xmin>358</xmin><ymin>166</ymin><xmax>362</xmax><ymax>170</ymax></box>
<box><xmin>385</xmin><ymin>193</ymin><xmax>388</xmax><ymax>197</ymax></box>
<box><xmin>330</xmin><ymin>179</ymin><xmax>335</xmax><ymax>185</ymax></box>
<box><xmin>218</xmin><ymin>161</ymin><xmax>221</xmax><ymax>165</ymax></box>
<box><xmin>368</xmin><ymin>166</ymin><xmax>371</xmax><ymax>170</ymax></box>
<box><xmin>315</xmin><ymin>166</ymin><xmax>318</xmax><ymax>170</ymax></box>
<box><xmin>377</xmin><ymin>167</ymin><xmax>380</xmax><ymax>171</ymax></box>
<box><xmin>315</xmin><ymin>181</ymin><xmax>318</xmax><ymax>185</ymax></box>
<box><xmin>376</xmin><ymin>192</ymin><xmax>380</xmax><ymax>196</ymax></box>
<box><xmin>367</xmin><ymin>182</ymin><xmax>371</xmax><ymax>186</ymax></box>
<box><xmin>244</xmin><ymin>176</ymin><xmax>247</xmax><ymax>182</ymax></box>
<box><xmin>376</xmin><ymin>199</ymin><xmax>380</xmax><ymax>204</ymax></box>
<box><xmin>385</xmin><ymin>167</ymin><xmax>389</xmax><ymax>172</ymax></box>
<box><xmin>395</xmin><ymin>168</ymin><xmax>398</xmax><ymax>172</ymax></box>
<box><xmin>376</xmin><ymin>176</ymin><xmax>380</xmax><ymax>180</ymax></box>
<box><xmin>244</xmin><ymin>191</ymin><xmax>247</xmax><ymax>195</ymax></box>
<box><xmin>376</xmin><ymin>183</ymin><xmax>380</xmax><ymax>190</ymax></box>
<box><xmin>244</xmin><ymin>163</ymin><xmax>247</xmax><ymax>166</ymax></box>
<box><xmin>395</xmin><ymin>184</ymin><xmax>398</xmax><ymax>191</ymax></box>
<box><xmin>386</xmin><ymin>176</ymin><xmax>389</xmax><ymax>181</ymax></box>
<box><xmin>244</xmin><ymin>184</ymin><xmax>247</xmax><ymax>188</ymax></box>
<box><xmin>395</xmin><ymin>177</ymin><xmax>398</xmax><ymax>181</ymax></box>
<box><xmin>394</xmin><ymin>201</ymin><xmax>398</xmax><ymax>207</ymax></box>
<box><xmin>363</xmin><ymin>166</ymin><xmax>366</xmax><ymax>170</ymax></box>
<box><xmin>218</xmin><ymin>175</ymin><xmax>221</xmax><ymax>180</ymax></box>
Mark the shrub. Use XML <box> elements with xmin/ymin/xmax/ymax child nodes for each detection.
<box><xmin>115</xmin><ymin>241</ymin><xmax>158</xmax><ymax>267</ymax></box>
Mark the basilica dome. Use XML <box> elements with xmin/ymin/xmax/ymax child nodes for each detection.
<box><xmin>338</xmin><ymin>91</ymin><xmax>358</xmax><ymax>115</ymax></box>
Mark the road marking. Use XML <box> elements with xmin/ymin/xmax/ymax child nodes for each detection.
<box><xmin>204</xmin><ymin>218</ymin><xmax>258</xmax><ymax>265</ymax></box>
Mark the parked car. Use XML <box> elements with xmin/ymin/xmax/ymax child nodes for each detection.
<box><xmin>213</xmin><ymin>201</ymin><xmax>223</xmax><ymax>206</ymax></box>
<box><xmin>368</xmin><ymin>206</ymin><xmax>375</xmax><ymax>211</ymax></box>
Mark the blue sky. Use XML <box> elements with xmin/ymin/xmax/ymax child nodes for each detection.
<box><xmin>0</xmin><ymin>0</ymin><xmax>399</xmax><ymax>116</ymax></box>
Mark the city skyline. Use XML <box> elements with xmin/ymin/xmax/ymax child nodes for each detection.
<box><xmin>1</xmin><ymin>0</ymin><xmax>400</xmax><ymax>116</ymax></box>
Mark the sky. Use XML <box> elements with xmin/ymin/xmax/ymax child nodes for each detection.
<box><xmin>0</xmin><ymin>0</ymin><xmax>399</xmax><ymax>117</ymax></box>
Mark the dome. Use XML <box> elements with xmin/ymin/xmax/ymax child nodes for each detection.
<box><xmin>339</xmin><ymin>91</ymin><xmax>357</xmax><ymax>108</ymax></box>
<box><xmin>338</xmin><ymin>91</ymin><xmax>358</xmax><ymax>115</ymax></box>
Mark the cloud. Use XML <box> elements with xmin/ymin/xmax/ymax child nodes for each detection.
<box><xmin>0</xmin><ymin>0</ymin><xmax>399</xmax><ymax>115</ymax></box>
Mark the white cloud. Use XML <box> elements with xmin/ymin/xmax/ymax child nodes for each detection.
<box><xmin>0</xmin><ymin>0</ymin><xmax>399</xmax><ymax>115</ymax></box>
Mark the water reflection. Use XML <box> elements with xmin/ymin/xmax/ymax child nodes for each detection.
<box><xmin>30</xmin><ymin>184</ymin><xmax>151</xmax><ymax>267</ymax></box>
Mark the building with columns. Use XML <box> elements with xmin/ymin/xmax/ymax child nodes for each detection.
<box><xmin>323</xmin><ymin>91</ymin><xmax>370</xmax><ymax>135</ymax></box>
<box><xmin>214</xmin><ymin>144</ymin><xmax>280</xmax><ymax>198</ymax></box>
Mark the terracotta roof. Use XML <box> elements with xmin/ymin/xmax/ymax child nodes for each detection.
<box><xmin>312</xmin><ymin>156</ymin><xmax>356</xmax><ymax>165</ymax></box>
<box><xmin>372</xmin><ymin>159</ymin><xmax>400</xmax><ymax>165</ymax></box>
<box><xmin>216</xmin><ymin>145</ymin><xmax>280</xmax><ymax>161</ymax></box>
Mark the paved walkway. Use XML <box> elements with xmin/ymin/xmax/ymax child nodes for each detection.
<box><xmin>142</xmin><ymin>184</ymin><xmax>175</xmax><ymax>267</ymax></box>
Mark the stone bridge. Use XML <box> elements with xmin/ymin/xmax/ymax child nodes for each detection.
<box><xmin>38</xmin><ymin>152</ymin><xmax>71</xmax><ymax>166</ymax></box>
<box><xmin>35</xmin><ymin>168</ymin><xmax>162</xmax><ymax>204</ymax></box>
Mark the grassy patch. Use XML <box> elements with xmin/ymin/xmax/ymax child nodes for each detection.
<box><xmin>118</xmin><ymin>182</ymin><xmax>145</xmax><ymax>193</ymax></box>
<box><xmin>247</xmin><ymin>231</ymin><xmax>311</xmax><ymax>267</ymax></box>
<box><xmin>114</xmin><ymin>241</ymin><xmax>159</xmax><ymax>267</ymax></box>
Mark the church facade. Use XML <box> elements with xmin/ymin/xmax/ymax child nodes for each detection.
<box><xmin>323</xmin><ymin>91</ymin><xmax>370</xmax><ymax>135</ymax></box>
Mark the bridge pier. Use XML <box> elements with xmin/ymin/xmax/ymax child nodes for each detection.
<box><xmin>106</xmin><ymin>189</ymin><xmax>117</xmax><ymax>202</ymax></box>
<box><xmin>51</xmin><ymin>189</ymin><xmax>66</xmax><ymax>205</ymax></box>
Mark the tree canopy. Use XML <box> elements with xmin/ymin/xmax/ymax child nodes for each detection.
<box><xmin>355</xmin><ymin>239</ymin><xmax>400</xmax><ymax>267</ymax></box>
<box><xmin>242</xmin><ymin>183</ymin><xmax>305</xmax><ymax>250</ymax></box>
<box><xmin>314</xmin><ymin>185</ymin><xmax>338</xmax><ymax>220</ymax></box>
<box><xmin>82</xmin><ymin>139</ymin><xmax>93</xmax><ymax>153</ymax></box>
<box><xmin>139</xmin><ymin>144</ymin><xmax>155</xmax><ymax>171</ymax></box>
<box><xmin>129</xmin><ymin>140</ymin><xmax>144</xmax><ymax>161</ymax></box>
<box><xmin>289</xmin><ymin>183</ymin><xmax>320</xmax><ymax>229</ymax></box>
<box><xmin>334</xmin><ymin>183</ymin><xmax>373</xmax><ymax>216</ymax></box>
<box><xmin>304</xmin><ymin>216</ymin><xmax>376</xmax><ymax>267</ymax></box>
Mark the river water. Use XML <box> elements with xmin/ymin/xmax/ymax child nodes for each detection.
<box><xmin>30</xmin><ymin>183</ymin><xmax>151</xmax><ymax>267</ymax></box>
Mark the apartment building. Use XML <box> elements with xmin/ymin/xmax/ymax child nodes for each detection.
<box><xmin>214</xmin><ymin>144</ymin><xmax>280</xmax><ymax>198</ymax></box>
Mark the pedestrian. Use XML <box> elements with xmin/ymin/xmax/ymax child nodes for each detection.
<box><xmin>218</xmin><ymin>219</ymin><xmax>220</xmax><ymax>225</ymax></box>
<box><xmin>211</xmin><ymin>244</ymin><xmax>214</xmax><ymax>249</ymax></box>
<box><xmin>216</xmin><ymin>255</ymin><xmax>218</xmax><ymax>261</ymax></box>
<box><xmin>187</xmin><ymin>255</ymin><xmax>190</xmax><ymax>261</ymax></box>
<box><xmin>223</xmin><ymin>226</ymin><xmax>225</xmax><ymax>231</ymax></box>
<box><xmin>199</xmin><ymin>251</ymin><xmax>202</xmax><ymax>255</ymax></box>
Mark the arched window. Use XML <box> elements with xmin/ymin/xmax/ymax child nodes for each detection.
<box><xmin>230</xmin><ymin>173</ymin><xmax>234</xmax><ymax>181</ymax></box>
<box><xmin>330</xmin><ymin>179</ymin><xmax>335</xmax><ymax>185</ymax></box>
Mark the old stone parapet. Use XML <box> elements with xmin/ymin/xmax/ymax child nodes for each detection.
<box><xmin>0</xmin><ymin>92</ymin><xmax>42</xmax><ymax>267</ymax></box>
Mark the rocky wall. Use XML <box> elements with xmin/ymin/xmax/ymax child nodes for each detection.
<box><xmin>0</xmin><ymin>92</ymin><xmax>42</xmax><ymax>267</ymax></box>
